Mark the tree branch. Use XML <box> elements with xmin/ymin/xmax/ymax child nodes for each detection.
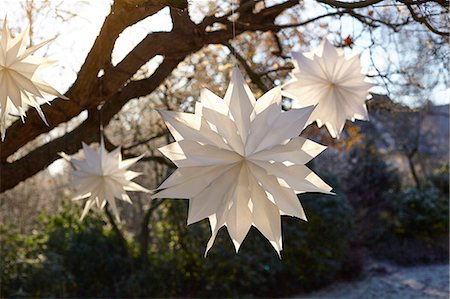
<box><xmin>223</xmin><ymin>42</ymin><xmax>269</xmax><ymax>93</ymax></box>
<box><xmin>122</xmin><ymin>130</ymin><xmax>168</xmax><ymax>151</ymax></box>
<box><xmin>403</xmin><ymin>2</ymin><xmax>449</xmax><ymax>36</ymax></box>
<box><xmin>1</xmin><ymin>3</ymin><xmax>163</xmax><ymax>160</ymax></box>
<box><xmin>317</xmin><ymin>0</ymin><xmax>384</xmax><ymax>9</ymax></box>
<box><xmin>0</xmin><ymin>58</ymin><xmax>182</xmax><ymax>192</ymax></box>
<box><xmin>138</xmin><ymin>198</ymin><xmax>165</xmax><ymax>258</ymax></box>
<box><xmin>118</xmin><ymin>0</ymin><xmax>188</xmax><ymax>10</ymax></box>
<box><xmin>3</xmin><ymin>0</ymin><xmax>359</xmax><ymax>193</ymax></box>
<box><xmin>105</xmin><ymin>205</ymin><xmax>129</xmax><ymax>258</ymax></box>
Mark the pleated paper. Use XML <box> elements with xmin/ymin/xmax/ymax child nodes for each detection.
<box><xmin>0</xmin><ymin>19</ymin><xmax>66</xmax><ymax>140</ymax></box>
<box><xmin>282</xmin><ymin>39</ymin><xmax>374</xmax><ymax>138</ymax></box>
<box><xmin>154</xmin><ymin>67</ymin><xmax>332</xmax><ymax>256</ymax></box>
<box><xmin>61</xmin><ymin>139</ymin><xmax>149</xmax><ymax>222</ymax></box>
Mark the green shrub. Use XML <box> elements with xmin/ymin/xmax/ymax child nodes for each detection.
<box><xmin>282</xmin><ymin>193</ymin><xmax>354</xmax><ymax>292</ymax></box>
<box><xmin>0</xmin><ymin>206</ymin><xmax>134</xmax><ymax>298</ymax></box>
<box><xmin>394</xmin><ymin>187</ymin><xmax>449</xmax><ymax>238</ymax></box>
<box><xmin>0</xmin><ymin>227</ymin><xmax>43</xmax><ymax>298</ymax></box>
<box><xmin>427</xmin><ymin>163</ymin><xmax>449</xmax><ymax>197</ymax></box>
<box><xmin>343</xmin><ymin>145</ymin><xmax>401</xmax><ymax>246</ymax></box>
<box><xmin>372</xmin><ymin>187</ymin><xmax>449</xmax><ymax>265</ymax></box>
<box><xmin>1</xmin><ymin>191</ymin><xmax>353</xmax><ymax>298</ymax></box>
<box><xmin>157</xmin><ymin>192</ymin><xmax>354</xmax><ymax>297</ymax></box>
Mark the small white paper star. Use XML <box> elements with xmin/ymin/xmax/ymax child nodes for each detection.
<box><xmin>61</xmin><ymin>139</ymin><xmax>149</xmax><ymax>222</ymax></box>
<box><xmin>282</xmin><ymin>39</ymin><xmax>374</xmax><ymax>138</ymax></box>
<box><xmin>0</xmin><ymin>18</ymin><xmax>67</xmax><ymax>140</ymax></box>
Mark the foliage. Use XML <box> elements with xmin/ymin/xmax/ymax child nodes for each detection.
<box><xmin>340</xmin><ymin>137</ymin><xmax>449</xmax><ymax>265</ymax></box>
<box><xmin>427</xmin><ymin>162</ymin><xmax>449</xmax><ymax>197</ymax></box>
<box><xmin>394</xmin><ymin>187</ymin><xmax>449</xmax><ymax>238</ymax></box>
<box><xmin>1</xmin><ymin>1</ymin><xmax>449</xmax><ymax>297</ymax></box>
<box><xmin>2</xmin><ymin>0</ymin><xmax>449</xmax><ymax>193</ymax></box>
<box><xmin>282</xmin><ymin>193</ymin><xmax>354</xmax><ymax>292</ymax></box>
<box><xmin>0</xmin><ymin>207</ymin><xmax>132</xmax><ymax>298</ymax></box>
<box><xmin>0</xmin><ymin>227</ymin><xmax>44</xmax><ymax>298</ymax></box>
<box><xmin>371</xmin><ymin>185</ymin><xmax>449</xmax><ymax>265</ymax></box>
<box><xmin>342</xmin><ymin>143</ymin><xmax>402</xmax><ymax>245</ymax></box>
<box><xmin>344</xmin><ymin>146</ymin><xmax>402</xmax><ymax>204</ymax></box>
<box><xmin>0</xmin><ymin>192</ymin><xmax>353</xmax><ymax>298</ymax></box>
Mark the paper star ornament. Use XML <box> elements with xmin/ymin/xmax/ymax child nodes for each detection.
<box><xmin>282</xmin><ymin>39</ymin><xmax>374</xmax><ymax>138</ymax></box>
<box><xmin>61</xmin><ymin>139</ymin><xmax>149</xmax><ymax>222</ymax></box>
<box><xmin>0</xmin><ymin>19</ymin><xmax>67</xmax><ymax>141</ymax></box>
<box><xmin>153</xmin><ymin>67</ymin><xmax>332</xmax><ymax>257</ymax></box>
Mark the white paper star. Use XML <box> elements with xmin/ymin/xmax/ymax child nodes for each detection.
<box><xmin>61</xmin><ymin>139</ymin><xmax>149</xmax><ymax>222</ymax></box>
<box><xmin>0</xmin><ymin>18</ymin><xmax>67</xmax><ymax>141</ymax></box>
<box><xmin>153</xmin><ymin>67</ymin><xmax>332</xmax><ymax>257</ymax></box>
<box><xmin>282</xmin><ymin>39</ymin><xmax>374</xmax><ymax>138</ymax></box>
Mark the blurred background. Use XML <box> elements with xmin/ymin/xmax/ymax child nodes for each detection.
<box><xmin>0</xmin><ymin>0</ymin><xmax>448</xmax><ymax>298</ymax></box>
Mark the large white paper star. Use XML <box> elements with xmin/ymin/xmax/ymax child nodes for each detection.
<box><xmin>153</xmin><ymin>67</ymin><xmax>332</xmax><ymax>256</ymax></box>
<box><xmin>282</xmin><ymin>39</ymin><xmax>374</xmax><ymax>138</ymax></box>
<box><xmin>61</xmin><ymin>139</ymin><xmax>149</xmax><ymax>222</ymax></box>
<box><xmin>0</xmin><ymin>19</ymin><xmax>66</xmax><ymax>140</ymax></box>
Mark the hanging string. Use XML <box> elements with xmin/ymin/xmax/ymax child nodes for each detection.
<box><xmin>230</xmin><ymin>0</ymin><xmax>237</xmax><ymax>66</ymax></box>
<box><xmin>98</xmin><ymin>103</ymin><xmax>104</xmax><ymax>142</ymax></box>
<box><xmin>231</xmin><ymin>0</ymin><xmax>236</xmax><ymax>41</ymax></box>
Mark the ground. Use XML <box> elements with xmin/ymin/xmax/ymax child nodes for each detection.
<box><xmin>296</xmin><ymin>262</ymin><xmax>449</xmax><ymax>299</ymax></box>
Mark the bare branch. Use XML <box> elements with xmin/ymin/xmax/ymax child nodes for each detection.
<box><xmin>123</xmin><ymin>130</ymin><xmax>169</xmax><ymax>151</ymax></box>
<box><xmin>317</xmin><ymin>0</ymin><xmax>384</xmax><ymax>9</ymax></box>
<box><xmin>403</xmin><ymin>2</ymin><xmax>449</xmax><ymax>36</ymax></box>
<box><xmin>1</xmin><ymin>3</ymin><xmax>164</xmax><ymax>160</ymax></box>
<box><xmin>223</xmin><ymin>42</ymin><xmax>269</xmax><ymax>92</ymax></box>
<box><xmin>2</xmin><ymin>0</ymin><xmax>303</xmax><ymax>164</ymax></box>
<box><xmin>118</xmin><ymin>0</ymin><xmax>188</xmax><ymax>9</ymax></box>
<box><xmin>0</xmin><ymin>58</ymin><xmax>182</xmax><ymax>192</ymax></box>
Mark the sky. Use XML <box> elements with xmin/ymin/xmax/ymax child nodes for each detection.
<box><xmin>1</xmin><ymin>0</ymin><xmax>448</xmax><ymax>177</ymax></box>
<box><xmin>0</xmin><ymin>0</ymin><xmax>448</xmax><ymax>107</ymax></box>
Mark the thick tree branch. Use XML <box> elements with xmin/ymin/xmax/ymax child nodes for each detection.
<box><xmin>118</xmin><ymin>0</ymin><xmax>188</xmax><ymax>10</ymax></box>
<box><xmin>1</xmin><ymin>3</ymin><xmax>163</xmax><ymax>160</ymax></box>
<box><xmin>2</xmin><ymin>0</ymin><xmax>302</xmax><ymax>164</ymax></box>
<box><xmin>0</xmin><ymin>58</ymin><xmax>182</xmax><ymax>192</ymax></box>
<box><xmin>317</xmin><ymin>0</ymin><xmax>384</xmax><ymax>9</ymax></box>
<box><xmin>3</xmin><ymin>0</ymin><xmax>353</xmax><ymax>192</ymax></box>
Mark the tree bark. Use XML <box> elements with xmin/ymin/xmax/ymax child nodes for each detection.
<box><xmin>2</xmin><ymin>0</ymin><xmax>442</xmax><ymax>192</ymax></box>
<box><xmin>1</xmin><ymin>1</ymin><xmax>304</xmax><ymax>192</ymax></box>
<box><xmin>105</xmin><ymin>206</ymin><xmax>130</xmax><ymax>258</ymax></box>
<box><xmin>138</xmin><ymin>199</ymin><xmax>165</xmax><ymax>259</ymax></box>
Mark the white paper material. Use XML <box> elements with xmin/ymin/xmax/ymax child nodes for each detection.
<box><xmin>154</xmin><ymin>67</ymin><xmax>332</xmax><ymax>257</ymax></box>
<box><xmin>0</xmin><ymin>18</ymin><xmax>67</xmax><ymax>141</ymax></box>
<box><xmin>60</xmin><ymin>138</ymin><xmax>149</xmax><ymax>222</ymax></box>
<box><xmin>282</xmin><ymin>39</ymin><xmax>374</xmax><ymax>139</ymax></box>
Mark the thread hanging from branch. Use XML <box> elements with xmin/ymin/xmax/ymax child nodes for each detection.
<box><xmin>230</xmin><ymin>0</ymin><xmax>238</xmax><ymax>66</ymax></box>
<box><xmin>97</xmin><ymin>103</ymin><xmax>104</xmax><ymax>139</ymax></box>
<box><xmin>231</xmin><ymin>0</ymin><xmax>236</xmax><ymax>40</ymax></box>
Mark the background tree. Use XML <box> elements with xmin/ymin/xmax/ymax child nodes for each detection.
<box><xmin>1</xmin><ymin>1</ymin><xmax>448</xmax><ymax>297</ymax></box>
<box><xmin>1</xmin><ymin>0</ymin><xmax>448</xmax><ymax>192</ymax></box>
